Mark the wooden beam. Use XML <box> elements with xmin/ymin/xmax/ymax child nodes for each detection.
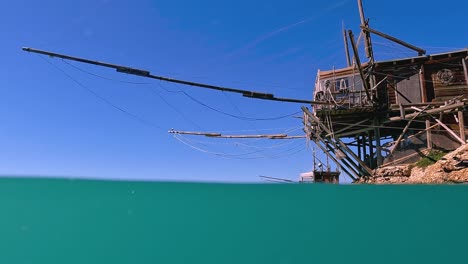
<box><xmin>302</xmin><ymin>107</ymin><xmax>373</xmax><ymax>175</ymax></box>
<box><xmin>368</xmin><ymin>130</ymin><xmax>374</xmax><ymax>168</ymax></box>
<box><xmin>411</xmin><ymin>106</ymin><xmax>465</xmax><ymax>145</ymax></box>
<box><xmin>426</xmin><ymin>119</ymin><xmax>433</xmax><ymax>149</ymax></box>
<box><xmin>434</xmin><ymin>117</ymin><xmax>465</xmax><ymax>145</ymax></box>
<box><xmin>419</xmin><ymin>65</ymin><xmax>427</xmax><ymax>103</ymax></box>
<box><xmin>389</xmin><ymin>107</ymin><xmax>427</xmax><ymax>155</ymax></box>
<box><xmin>357</xmin><ymin>0</ymin><xmax>373</xmax><ymax>59</ymax></box>
<box><xmin>458</xmin><ymin>110</ymin><xmax>466</xmax><ymax>143</ymax></box>
<box><xmin>326</xmin><ymin>119</ymin><xmax>368</xmax><ymax>137</ymax></box>
<box><xmin>343</xmin><ymin>26</ymin><xmax>351</xmax><ymax>67</ymax></box>
<box><xmin>23</xmin><ymin>47</ymin><xmax>329</xmax><ymax>106</ymax></box>
<box><xmin>314</xmin><ymin>140</ymin><xmax>358</xmax><ymax>180</ymax></box>
<box><xmin>399</xmin><ymin>104</ymin><xmax>405</xmax><ymax>119</ymax></box>
<box><xmin>335</xmin><ymin>127</ymin><xmax>373</xmax><ymax>138</ymax></box>
<box><xmin>360</xmin><ymin>26</ymin><xmax>426</xmax><ymax>55</ymax></box>
<box><xmin>462</xmin><ymin>58</ymin><xmax>468</xmax><ymax>85</ymax></box>
<box><xmin>388</xmin><ymin>102</ymin><xmax>465</xmax><ymax>122</ymax></box>
<box><xmin>348</xmin><ymin>30</ymin><xmax>372</xmax><ymax>102</ymax></box>
<box><xmin>374</xmin><ymin>118</ymin><xmax>383</xmax><ymax>166</ymax></box>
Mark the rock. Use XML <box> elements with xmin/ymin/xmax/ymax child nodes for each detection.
<box><xmin>357</xmin><ymin>144</ymin><xmax>468</xmax><ymax>184</ymax></box>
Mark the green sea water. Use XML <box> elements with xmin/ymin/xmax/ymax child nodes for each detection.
<box><xmin>0</xmin><ymin>177</ymin><xmax>467</xmax><ymax>263</ymax></box>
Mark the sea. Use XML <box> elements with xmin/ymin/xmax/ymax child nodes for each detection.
<box><xmin>0</xmin><ymin>177</ymin><xmax>466</xmax><ymax>263</ymax></box>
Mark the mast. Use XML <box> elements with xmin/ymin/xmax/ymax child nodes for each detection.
<box><xmin>342</xmin><ymin>22</ymin><xmax>351</xmax><ymax>67</ymax></box>
<box><xmin>357</xmin><ymin>0</ymin><xmax>374</xmax><ymax>61</ymax></box>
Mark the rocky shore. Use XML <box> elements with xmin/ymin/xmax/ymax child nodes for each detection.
<box><xmin>356</xmin><ymin>144</ymin><xmax>468</xmax><ymax>184</ymax></box>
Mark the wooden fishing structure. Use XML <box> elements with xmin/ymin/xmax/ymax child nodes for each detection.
<box><xmin>304</xmin><ymin>1</ymin><xmax>468</xmax><ymax>180</ymax></box>
<box><xmin>22</xmin><ymin>0</ymin><xmax>467</xmax><ymax>182</ymax></box>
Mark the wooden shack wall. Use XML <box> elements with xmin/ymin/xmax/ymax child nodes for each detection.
<box><xmin>396</xmin><ymin>73</ymin><xmax>422</xmax><ymax>104</ymax></box>
<box><xmin>425</xmin><ymin>58</ymin><xmax>468</xmax><ymax>102</ymax></box>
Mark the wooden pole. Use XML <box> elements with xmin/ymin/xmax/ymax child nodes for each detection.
<box><xmin>360</xmin><ymin>26</ymin><xmax>426</xmax><ymax>55</ymax></box>
<box><xmin>343</xmin><ymin>27</ymin><xmax>351</xmax><ymax>67</ymax></box>
<box><xmin>462</xmin><ymin>58</ymin><xmax>468</xmax><ymax>85</ymax></box>
<box><xmin>22</xmin><ymin>47</ymin><xmax>328</xmax><ymax>105</ymax></box>
<box><xmin>426</xmin><ymin>119</ymin><xmax>432</xmax><ymax>149</ymax></box>
<box><xmin>302</xmin><ymin>107</ymin><xmax>373</xmax><ymax>175</ymax></box>
<box><xmin>315</xmin><ymin>140</ymin><xmax>358</xmax><ymax>180</ymax></box>
<box><xmin>357</xmin><ymin>135</ymin><xmax>362</xmax><ymax>160</ymax></box>
<box><xmin>357</xmin><ymin>0</ymin><xmax>373</xmax><ymax>59</ymax></box>
<box><xmin>363</xmin><ymin>134</ymin><xmax>367</xmax><ymax>163</ymax></box>
<box><xmin>388</xmin><ymin>102</ymin><xmax>465</xmax><ymax>122</ymax></box>
<box><xmin>390</xmin><ymin>107</ymin><xmax>428</xmax><ymax>155</ymax></box>
<box><xmin>374</xmin><ymin>118</ymin><xmax>383</xmax><ymax>166</ymax></box>
<box><xmin>368</xmin><ymin>130</ymin><xmax>374</xmax><ymax>168</ymax></box>
<box><xmin>458</xmin><ymin>110</ymin><xmax>466</xmax><ymax>143</ymax></box>
<box><xmin>348</xmin><ymin>30</ymin><xmax>372</xmax><ymax>102</ymax></box>
<box><xmin>419</xmin><ymin>65</ymin><xmax>427</xmax><ymax>103</ymax></box>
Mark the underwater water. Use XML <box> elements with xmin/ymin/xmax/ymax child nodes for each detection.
<box><xmin>0</xmin><ymin>178</ymin><xmax>466</xmax><ymax>263</ymax></box>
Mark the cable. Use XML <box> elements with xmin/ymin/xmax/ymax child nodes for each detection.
<box><xmin>64</xmin><ymin>60</ymin><xmax>304</xmax><ymax>122</ymax></box>
<box><xmin>64</xmin><ymin>57</ymin><xmax>303</xmax><ymax>126</ymax></box>
<box><xmin>150</xmin><ymin>89</ymin><xmax>202</xmax><ymax>129</ymax></box>
<box><xmin>63</xmin><ymin>59</ymin><xmax>204</xmax><ymax>129</ymax></box>
<box><xmin>157</xmin><ymin>82</ymin><xmax>302</xmax><ymax>121</ymax></box>
<box><xmin>173</xmin><ymin>134</ymin><xmax>270</xmax><ymax>159</ymax></box>
<box><xmin>39</xmin><ymin>56</ymin><xmax>163</xmax><ymax>130</ymax></box>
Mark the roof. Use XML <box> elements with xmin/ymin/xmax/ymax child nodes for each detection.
<box><xmin>374</xmin><ymin>48</ymin><xmax>468</xmax><ymax>69</ymax></box>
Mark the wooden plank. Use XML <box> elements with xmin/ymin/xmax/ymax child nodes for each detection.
<box><xmin>388</xmin><ymin>102</ymin><xmax>465</xmax><ymax>122</ymax></box>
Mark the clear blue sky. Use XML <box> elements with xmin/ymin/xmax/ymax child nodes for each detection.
<box><xmin>1</xmin><ymin>0</ymin><xmax>466</xmax><ymax>182</ymax></box>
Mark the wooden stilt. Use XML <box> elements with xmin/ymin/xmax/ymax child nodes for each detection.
<box><xmin>462</xmin><ymin>58</ymin><xmax>468</xmax><ymax>85</ymax></box>
<box><xmin>419</xmin><ymin>65</ymin><xmax>427</xmax><ymax>103</ymax></box>
<box><xmin>357</xmin><ymin>135</ymin><xmax>362</xmax><ymax>160</ymax></box>
<box><xmin>368</xmin><ymin>130</ymin><xmax>374</xmax><ymax>168</ymax></box>
<box><xmin>426</xmin><ymin>119</ymin><xmax>432</xmax><ymax>149</ymax></box>
<box><xmin>458</xmin><ymin>110</ymin><xmax>466</xmax><ymax>144</ymax></box>
<box><xmin>374</xmin><ymin>118</ymin><xmax>383</xmax><ymax>166</ymax></box>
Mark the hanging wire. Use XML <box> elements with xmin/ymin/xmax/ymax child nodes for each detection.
<box><xmin>40</xmin><ymin>55</ymin><xmax>164</xmax><ymax>131</ymax></box>
<box><xmin>61</xmin><ymin>57</ymin><xmax>304</xmax><ymax>122</ymax></box>
<box><xmin>157</xmin><ymin>82</ymin><xmax>302</xmax><ymax>121</ymax></box>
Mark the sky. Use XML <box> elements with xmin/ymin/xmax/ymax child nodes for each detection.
<box><xmin>1</xmin><ymin>0</ymin><xmax>467</xmax><ymax>182</ymax></box>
